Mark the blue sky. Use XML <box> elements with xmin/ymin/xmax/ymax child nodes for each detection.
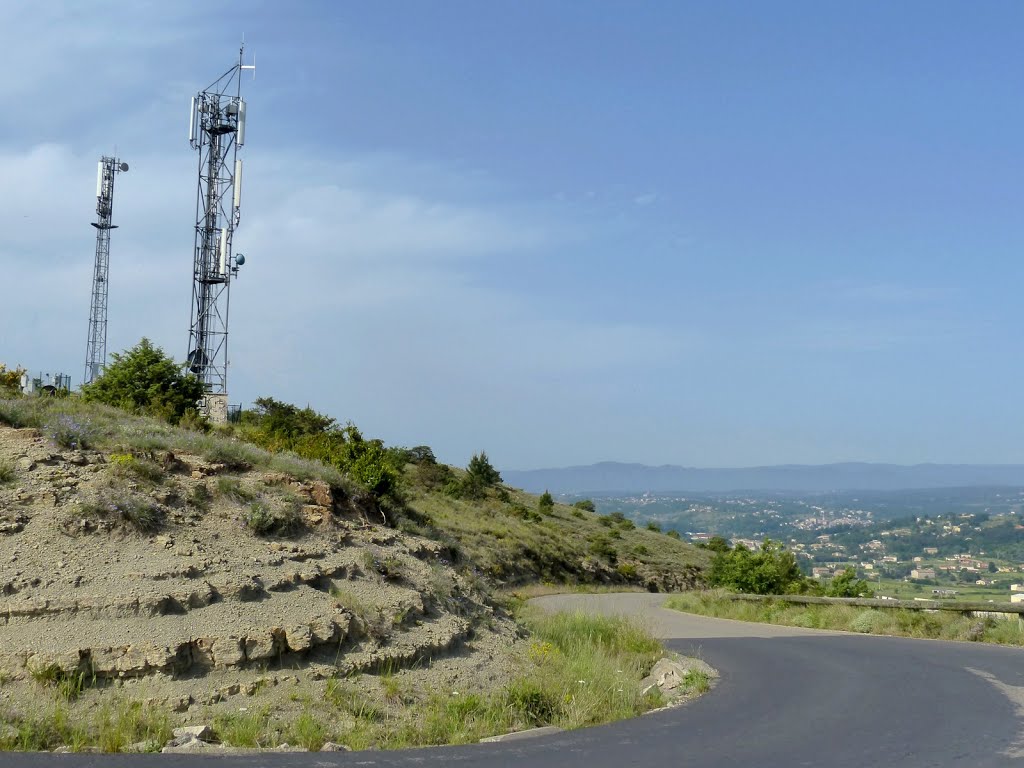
<box><xmin>1</xmin><ymin>2</ymin><xmax>1023</xmax><ymax>469</ymax></box>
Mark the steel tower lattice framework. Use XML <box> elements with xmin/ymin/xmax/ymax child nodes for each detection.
<box><xmin>83</xmin><ymin>156</ymin><xmax>128</xmax><ymax>386</ymax></box>
<box><xmin>186</xmin><ymin>47</ymin><xmax>252</xmax><ymax>422</ymax></box>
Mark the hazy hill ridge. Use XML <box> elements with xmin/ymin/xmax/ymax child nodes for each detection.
<box><xmin>502</xmin><ymin>461</ymin><xmax>1024</xmax><ymax>494</ymax></box>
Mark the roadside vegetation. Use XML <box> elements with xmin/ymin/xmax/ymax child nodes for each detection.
<box><xmin>665</xmin><ymin>590</ymin><xmax>1024</xmax><ymax>645</ymax></box>
<box><xmin>701</xmin><ymin>536</ymin><xmax>872</xmax><ymax>597</ymax></box>
<box><xmin>0</xmin><ymin>611</ymin><xmax>685</xmax><ymax>752</ymax></box>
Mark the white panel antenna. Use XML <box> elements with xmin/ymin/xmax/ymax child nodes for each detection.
<box><xmin>218</xmin><ymin>229</ymin><xmax>228</xmax><ymax>275</ymax></box>
<box><xmin>237</xmin><ymin>100</ymin><xmax>246</xmax><ymax>146</ymax></box>
<box><xmin>233</xmin><ymin>159</ymin><xmax>242</xmax><ymax>209</ymax></box>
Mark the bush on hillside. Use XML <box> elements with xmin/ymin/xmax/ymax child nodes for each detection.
<box><xmin>444</xmin><ymin>451</ymin><xmax>503</xmax><ymax>500</ymax></box>
<box><xmin>0</xmin><ymin>364</ymin><xmax>24</xmax><ymax>396</ymax></box>
<box><xmin>826</xmin><ymin>567</ymin><xmax>874</xmax><ymax>598</ymax></box>
<box><xmin>538</xmin><ymin>491</ymin><xmax>555</xmax><ymax>514</ymax></box>
<box><xmin>701</xmin><ymin>536</ymin><xmax>731</xmax><ymax>553</ymax></box>
<box><xmin>238</xmin><ymin>397</ymin><xmax>400</xmax><ymax>500</ymax></box>
<box><xmin>707</xmin><ymin>539</ymin><xmax>807</xmax><ymax>595</ymax></box>
<box><xmin>467</xmin><ymin>451</ymin><xmax>502</xmax><ymax>486</ymax></box>
<box><xmin>81</xmin><ymin>339</ymin><xmax>204</xmax><ymax>425</ymax></box>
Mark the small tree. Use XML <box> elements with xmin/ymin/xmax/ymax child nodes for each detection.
<box><xmin>467</xmin><ymin>451</ymin><xmax>502</xmax><ymax>486</ymax></box>
<box><xmin>538</xmin><ymin>490</ymin><xmax>555</xmax><ymax>514</ymax></box>
<box><xmin>82</xmin><ymin>339</ymin><xmax>204</xmax><ymax>424</ymax></box>
<box><xmin>573</xmin><ymin>499</ymin><xmax>596</xmax><ymax>513</ymax></box>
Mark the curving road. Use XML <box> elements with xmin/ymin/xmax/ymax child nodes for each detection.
<box><xmin>9</xmin><ymin>593</ymin><xmax>1024</xmax><ymax>767</ymax></box>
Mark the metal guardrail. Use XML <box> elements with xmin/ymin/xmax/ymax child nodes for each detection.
<box><xmin>722</xmin><ymin>592</ymin><xmax>1024</xmax><ymax>616</ymax></box>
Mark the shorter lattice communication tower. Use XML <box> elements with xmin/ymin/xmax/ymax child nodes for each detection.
<box><xmin>83</xmin><ymin>156</ymin><xmax>128</xmax><ymax>386</ymax></box>
<box><xmin>186</xmin><ymin>46</ymin><xmax>253</xmax><ymax>422</ymax></box>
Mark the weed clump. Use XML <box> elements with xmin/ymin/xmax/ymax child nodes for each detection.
<box><xmin>28</xmin><ymin>662</ymin><xmax>95</xmax><ymax>701</ymax></box>
<box><xmin>47</xmin><ymin>414</ymin><xmax>96</xmax><ymax>450</ymax></box>
<box><xmin>242</xmin><ymin>497</ymin><xmax>303</xmax><ymax>537</ymax></box>
<box><xmin>78</xmin><ymin>493</ymin><xmax>165</xmax><ymax>533</ymax></box>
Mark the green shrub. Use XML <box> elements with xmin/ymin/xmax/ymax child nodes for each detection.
<box><xmin>0</xmin><ymin>460</ymin><xmax>16</xmax><ymax>484</ymax></box>
<box><xmin>80</xmin><ymin>493</ymin><xmax>164</xmax><ymax>533</ymax></box>
<box><xmin>177</xmin><ymin>408</ymin><xmax>210</xmax><ymax>433</ymax></box>
<box><xmin>0</xmin><ymin>364</ymin><xmax>25</xmax><ymax>396</ymax></box>
<box><xmin>589</xmin><ymin>535</ymin><xmax>617</xmax><ymax>563</ymax></box>
<box><xmin>707</xmin><ymin>539</ymin><xmax>807</xmax><ymax>595</ymax></box>
<box><xmin>538</xmin><ymin>491</ymin><xmax>555</xmax><ymax>515</ymax></box>
<box><xmin>109</xmin><ymin>455</ymin><xmax>164</xmax><ymax>486</ymax></box>
<box><xmin>81</xmin><ymin>339</ymin><xmax>204</xmax><ymax>425</ymax></box>
<box><xmin>851</xmin><ymin>609</ymin><xmax>880</xmax><ymax>633</ymax></box>
<box><xmin>242</xmin><ymin>498</ymin><xmax>302</xmax><ymax>536</ymax></box>
<box><xmin>510</xmin><ymin>503</ymin><xmax>542</xmax><ymax>522</ymax></box>
<box><xmin>215</xmin><ymin>476</ymin><xmax>254</xmax><ymax>501</ymax></box>
<box><xmin>573</xmin><ymin>499</ymin><xmax>596</xmax><ymax>513</ymax></box>
<box><xmin>416</xmin><ymin>461</ymin><xmax>453</xmax><ymax>490</ymax></box>
<box><xmin>188</xmin><ymin>483</ymin><xmax>212</xmax><ymax>510</ymax></box>
<box><xmin>826</xmin><ymin>567</ymin><xmax>874</xmax><ymax>598</ymax></box>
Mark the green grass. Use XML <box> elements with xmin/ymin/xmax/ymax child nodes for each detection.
<box><xmin>308</xmin><ymin>610</ymin><xmax>677</xmax><ymax>750</ymax></box>
<box><xmin>0</xmin><ymin>459</ymin><xmax>15</xmax><ymax>484</ymax></box>
<box><xmin>108</xmin><ymin>454</ymin><xmax>165</xmax><ymax>486</ymax></box>
<box><xmin>666</xmin><ymin>590</ymin><xmax>1024</xmax><ymax>645</ymax></box>
<box><xmin>6</xmin><ymin>610</ymin><xmax>681</xmax><ymax>754</ymax></box>
<box><xmin>28</xmin><ymin>663</ymin><xmax>96</xmax><ymax>701</ymax></box>
<box><xmin>0</xmin><ymin>697</ymin><xmax>171</xmax><ymax>752</ymax></box>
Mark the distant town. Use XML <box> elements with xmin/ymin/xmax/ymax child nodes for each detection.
<box><xmin>586</xmin><ymin>487</ymin><xmax>1024</xmax><ymax>601</ymax></box>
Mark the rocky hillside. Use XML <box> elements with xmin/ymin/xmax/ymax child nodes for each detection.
<box><xmin>0</xmin><ymin>418</ymin><xmax>516</xmax><ymax>727</ymax></box>
<box><xmin>0</xmin><ymin>397</ymin><xmax>709</xmax><ymax>748</ymax></box>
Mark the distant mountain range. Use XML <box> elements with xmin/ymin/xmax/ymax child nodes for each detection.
<box><xmin>501</xmin><ymin>462</ymin><xmax>1024</xmax><ymax>495</ymax></box>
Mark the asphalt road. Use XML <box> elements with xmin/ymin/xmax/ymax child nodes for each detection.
<box><xmin>7</xmin><ymin>592</ymin><xmax>1024</xmax><ymax>767</ymax></box>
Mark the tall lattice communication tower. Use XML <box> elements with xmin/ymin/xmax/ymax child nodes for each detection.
<box><xmin>83</xmin><ymin>156</ymin><xmax>129</xmax><ymax>386</ymax></box>
<box><xmin>186</xmin><ymin>47</ymin><xmax>253</xmax><ymax>422</ymax></box>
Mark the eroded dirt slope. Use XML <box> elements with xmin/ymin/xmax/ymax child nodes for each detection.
<box><xmin>0</xmin><ymin>424</ymin><xmax>519</xmax><ymax>717</ymax></box>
